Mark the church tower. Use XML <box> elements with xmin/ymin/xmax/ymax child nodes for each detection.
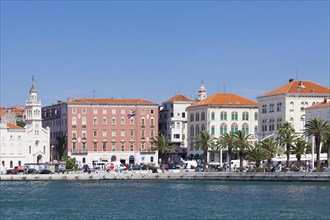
<box><xmin>197</xmin><ymin>82</ymin><xmax>207</xmax><ymax>101</ymax></box>
<box><xmin>25</xmin><ymin>76</ymin><xmax>42</xmax><ymax>129</ymax></box>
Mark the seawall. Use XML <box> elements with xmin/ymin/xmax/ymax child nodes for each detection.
<box><xmin>1</xmin><ymin>171</ymin><xmax>330</xmax><ymax>182</ymax></box>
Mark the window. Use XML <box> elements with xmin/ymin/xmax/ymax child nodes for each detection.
<box><xmin>211</xmin><ymin>126</ymin><xmax>215</xmax><ymax>135</ymax></box>
<box><xmin>150</xmin><ymin>130</ymin><xmax>154</xmax><ymax>139</ymax></box>
<box><xmin>201</xmin><ymin>112</ymin><xmax>205</xmax><ymax>121</ymax></box>
<box><xmin>254</xmin><ymin>126</ymin><xmax>258</xmax><ymax>135</ymax></box>
<box><xmin>151</xmin><ymin>118</ymin><xmax>154</xmax><ymax>126</ymax></box>
<box><xmin>112</xmin><ymin>142</ymin><xmax>116</xmax><ymax>151</ymax></box>
<box><xmin>277</xmin><ymin>103</ymin><xmax>282</xmax><ymax>112</ymax></box>
<box><xmin>242</xmin><ymin>123</ymin><xmax>249</xmax><ymax>135</ymax></box>
<box><xmin>121</xmin><ymin>117</ymin><xmax>125</xmax><ymax>126</ymax></box>
<box><xmin>182</xmin><ymin>112</ymin><xmax>185</xmax><ymax>118</ymax></box>
<box><xmin>300</xmin><ymin>102</ymin><xmax>305</xmax><ymax>111</ymax></box>
<box><xmin>242</xmin><ymin>112</ymin><xmax>249</xmax><ymax>120</ymax></box>
<box><xmin>141</xmin><ymin>142</ymin><xmax>145</xmax><ymax>151</ymax></box>
<box><xmin>112</xmin><ymin>117</ymin><xmax>116</xmax><ymax>125</ymax></box>
<box><xmin>10</xmin><ymin>161</ymin><xmax>13</xmax><ymax>168</ymax></box>
<box><xmin>269</xmin><ymin>118</ymin><xmax>275</xmax><ymax>131</ymax></box>
<box><xmin>141</xmin><ymin>130</ymin><xmax>145</xmax><ymax>139</ymax></box>
<box><xmin>72</xmin><ymin>108</ymin><xmax>77</xmax><ymax>114</ymax></box>
<box><xmin>231</xmin><ymin>112</ymin><xmax>238</xmax><ymax>121</ymax></box>
<box><xmin>102</xmin><ymin>117</ymin><xmax>107</xmax><ymax>125</ymax></box>
<box><xmin>220</xmin><ymin>112</ymin><xmax>227</xmax><ymax>120</ymax></box>
<box><xmin>231</xmin><ymin>123</ymin><xmax>238</xmax><ymax>133</ymax></box>
<box><xmin>190</xmin><ymin>125</ymin><xmax>194</xmax><ymax>137</ymax></box>
<box><xmin>141</xmin><ymin>109</ymin><xmax>145</xmax><ymax>114</ymax></box>
<box><xmin>93</xmin><ymin>117</ymin><xmax>98</xmax><ymax>125</ymax></box>
<box><xmin>82</xmin><ymin>117</ymin><xmax>87</xmax><ymax>127</ymax></box>
<box><xmin>72</xmin><ymin>130</ymin><xmax>77</xmax><ymax>139</ymax></box>
<box><xmin>82</xmin><ymin>108</ymin><xmax>87</xmax><ymax>114</ymax></box>
<box><xmin>112</xmin><ymin>109</ymin><xmax>116</xmax><ymax>114</ymax></box>
<box><xmin>190</xmin><ymin>113</ymin><xmax>194</xmax><ymax>122</ymax></box>
<box><xmin>269</xmin><ymin>104</ymin><xmax>275</xmax><ymax>113</ymax></box>
<box><xmin>130</xmin><ymin>142</ymin><xmax>134</xmax><ymax>151</ymax></box>
<box><xmin>93</xmin><ymin>108</ymin><xmax>98</xmax><ymax>114</ymax></box>
<box><xmin>93</xmin><ymin>130</ymin><xmax>98</xmax><ymax>137</ymax></box>
<box><xmin>103</xmin><ymin>109</ymin><xmax>107</xmax><ymax>114</ymax></box>
<box><xmin>195</xmin><ymin>124</ymin><xmax>200</xmax><ymax>136</ymax></box>
<box><xmin>130</xmin><ymin>118</ymin><xmax>135</xmax><ymax>125</ymax></box>
<box><xmin>103</xmin><ymin>142</ymin><xmax>107</xmax><ymax>151</ymax></box>
<box><xmin>290</xmin><ymin>102</ymin><xmax>294</xmax><ymax>112</ymax></box>
<box><xmin>211</xmin><ymin>112</ymin><xmax>215</xmax><ymax>120</ymax></box>
<box><xmin>72</xmin><ymin>142</ymin><xmax>76</xmax><ymax>150</ymax></box>
<box><xmin>141</xmin><ymin>118</ymin><xmax>145</xmax><ymax>126</ymax></box>
<box><xmin>220</xmin><ymin>123</ymin><xmax>227</xmax><ymax>135</ymax></box>
<box><xmin>72</xmin><ymin>117</ymin><xmax>77</xmax><ymax>127</ymax></box>
<box><xmin>174</xmin><ymin>134</ymin><xmax>180</xmax><ymax>139</ymax></box>
<box><xmin>196</xmin><ymin>113</ymin><xmax>200</xmax><ymax>121</ymax></box>
<box><xmin>121</xmin><ymin>130</ymin><xmax>125</xmax><ymax>137</ymax></box>
<box><xmin>121</xmin><ymin>109</ymin><xmax>125</xmax><ymax>114</ymax></box>
<box><xmin>277</xmin><ymin>118</ymin><xmax>282</xmax><ymax>130</ymax></box>
<box><xmin>102</xmin><ymin>130</ymin><xmax>107</xmax><ymax>137</ymax></box>
<box><xmin>121</xmin><ymin>142</ymin><xmax>125</xmax><ymax>151</ymax></box>
<box><xmin>262</xmin><ymin>105</ymin><xmax>267</xmax><ymax>114</ymax></box>
<box><xmin>82</xmin><ymin>142</ymin><xmax>86</xmax><ymax>150</ymax></box>
<box><xmin>151</xmin><ymin>109</ymin><xmax>154</xmax><ymax>114</ymax></box>
<box><xmin>94</xmin><ymin>142</ymin><xmax>97</xmax><ymax>151</ymax></box>
<box><xmin>254</xmin><ymin>112</ymin><xmax>258</xmax><ymax>121</ymax></box>
<box><xmin>130</xmin><ymin>130</ymin><xmax>134</xmax><ymax>137</ymax></box>
<box><xmin>112</xmin><ymin>130</ymin><xmax>116</xmax><ymax>137</ymax></box>
<box><xmin>29</xmin><ymin>146</ymin><xmax>31</xmax><ymax>154</ymax></box>
<box><xmin>201</xmin><ymin>124</ymin><xmax>205</xmax><ymax>131</ymax></box>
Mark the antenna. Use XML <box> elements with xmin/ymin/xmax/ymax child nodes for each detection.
<box><xmin>296</xmin><ymin>67</ymin><xmax>298</xmax><ymax>80</ymax></box>
<box><xmin>224</xmin><ymin>83</ymin><xmax>226</xmax><ymax>94</ymax></box>
<box><xmin>91</xmin><ymin>89</ymin><xmax>96</xmax><ymax>98</ymax></box>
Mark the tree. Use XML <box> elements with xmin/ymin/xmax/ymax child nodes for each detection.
<box><xmin>261</xmin><ymin>138</ymin><xmax>280</xmax><ymax>171</ymax></box>
<box><xmin>16</xmin><ymin>120</ymin><xmax>25</xmax><ymax>127</ymax></box>
<box><xmin>305</xmin><ymin>118</ymin><xmax>328</xmax><ymax>169</ymax></box>
<box><xmin>321</xmin><ymin>124</ymin><xmax>330</xmax><ymax>168</ymax></box>
<box><xmin>279</xmin><ymin>122</ymin><xmax>296</xmax><ymax>168</ymax></box>
<box><xmin>292</xmin><ymin>138</ymin><xmax>310</xmax><ymax>168</ymax></box>
<box><xmin>151</xmin><ymin>134</ymin><xmax>175</xmax><ymax>173</ymax></box>
<box><xmin>234</xmin><ymin>130</ymin><xmax>253</xmax><ymax>171</ymax></box>
<box><xmin>219</xmin><ymin>132</ymin><xmax>237</xmax><ymax>172</ymax></box>
<box><xmin>63</xmin><ymin>156</ymin><xmax>77</xmax><ymax>170</ymax></box>
<box><xmin>195</xmin><ymin>131</ymin><xmax>213</xmax><ymax>172</ymax></box>
<box><xmin>56</xmin><ymin>135</ymin><xmax>67</xmax><ymax>160</ymax></box>
<box><xmin>245</xmin><ymin>143</ymin><xmax>267</xmax><ymax>169</ymax></box>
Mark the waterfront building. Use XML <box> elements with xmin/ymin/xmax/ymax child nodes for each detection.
<box><xmin>0</xmin><ymin>78</ymin><xmax>50</xmax><ymax>171</ymax></box>
<box><xmin>42</xmin><ymin>98</ymin><xmax>159</xmax><ymax>167</ymax></box>
<box><xmin>187</xmin><ymin>93</ymin><xmax>258</xmax><ymax>163</ymax></box>
<box><xmin>0</xmin><ymin>108</ymin><xmax>17</xmax><ymax>124</ymax></box>
<box><xmin>159</xmin><ymin>94</ymin><xmax>195</xmax><ymax>163</ymax></box>
<box><xmin>257</xmin><ymin>79</ymin><xmax>330</xmax><ymax>139</ymax></box>
<box><xmin>305</xmin><ymin>98</ymin><xmax>330</xmax><ymax>123</ymax></box>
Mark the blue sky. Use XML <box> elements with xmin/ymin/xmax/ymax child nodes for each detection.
<box><xmin>1</xmin><ymin>1</ymin><xmax>329</xmax><ymax>107</ymax></box>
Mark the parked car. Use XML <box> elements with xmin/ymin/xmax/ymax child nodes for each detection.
<box><xmin>27</xmin><ymin>168</ymin><xmax>39</xmax><ymax>174</ymax></box>
<box><xmin>6</xmin><ymin>169</ymin><xmax>18</xmax><ymax>175</ymax></box>
<box><xmin>39</xmin><ymin>170</ymin><xmax>53</xmax><ymax>174</ymax></box>
<box><xmin>195</xmin><ymin>165</ymin><xmax>204</xmax><ymax>172</ymax></box>
<box><xmin>129</xmin><ymin>165</ymin><xmax>142</xmax><ymax>171</ymax></box>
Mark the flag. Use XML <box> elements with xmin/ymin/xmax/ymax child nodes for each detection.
<box><xmin>127</xmin><ymin>111</ymin><xmax>136</xmax><ymax>119</ymax></box>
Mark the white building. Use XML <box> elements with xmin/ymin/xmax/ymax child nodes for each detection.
<box><xmin>0</xmin><ymin>78</ymin><xmax>50</xmax><ymax>171</ymax></box>
<box><xmin>257</xmin><ymin>79</ymin><xmax>330</xmax><ymax>138</ymax></box>
<box><xmin>159</xmin><ymin>94</ymin><xmax>195</xmax><ymax>162</ymax></box>
<box><xmin>187</xmin><ymin>93</ymin><xmax>258</xmax><ymax>163</ymax></box>
<box><xmin>305</xmin><ymin>99</ymin><xmax>330</xmax><ymax>123</ymax></box>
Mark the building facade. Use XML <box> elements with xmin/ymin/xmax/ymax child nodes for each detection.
<box><xmin>187</xmin><ymin>93</ymin><xmax>258</xmax><ymax>163</ymax></box>
<box><xmin>257</xmin><ymin>79</ymin><xmax>330</xmax><ymax>138</ymax></box>
<box><xmin>159</xmin><ymin>94</ymin><xmax>195</xmax><ymax>162</ymax></box>
<box><xmin>42</xmin><ymin>98</ymin><xmax>159</xmax><ymax>167</ymax></box>
<box><xmin>305</xmin><ymin>99</ymin><xmax>330</xmax><ymax>123</ymax></box>
<box><xmin>0</xmin><ymin>78</ymin><xmax>50</xmax><ymax>171</ymax></box>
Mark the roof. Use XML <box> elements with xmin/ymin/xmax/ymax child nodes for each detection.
<box><xmin>68</xmin><ymin>98</ymin><xmax>157</xmax><ymax>105</ymax></box>
<box><xmin>305</xmin><ymin>101</ymin><xmax>330</xmax><ymax>110</ymax></box>
<box><xmin>164</xmin><ymin>94</ymin><xmax>194</xmax><ymax>103</ymax></box>
<box><xmin>0</xmin><ymin>108</ymin><xmax>7</xmax><ymax>117</ymax></box>
<box><xmin>9</xmin><ymin>106</ymin><xmax>25</xmax><ymax>117</ymax></box>
<box><xmin>7</xmin><ymin>123</ymin><xmax>24</xmax><ymax>129</ymax></box>
<box><xmin>188</xmin><ymin>93</ymin><xmax>257</xmax><ymax>108</ymax></box>
<box><xmin>260</xmin><ymin>80</ymin><xmax>330</xmax><ymax>97</ymax></box>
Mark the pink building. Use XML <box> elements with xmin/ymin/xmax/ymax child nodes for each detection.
<box><xmin>42</xmin><ymin>98</ymin><xmax>159</xmax><ymax>167</ymax></box>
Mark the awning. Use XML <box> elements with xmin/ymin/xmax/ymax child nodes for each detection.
<box><xmin>129</xmin><ymin>155</ymin><xmax>134</xmax><ymax>160</ymax></box>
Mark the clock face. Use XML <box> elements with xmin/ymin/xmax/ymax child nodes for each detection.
<box><xmin>35</xmin><ymin>124</ymin><xmax>39</xmax><ymax>129</ymax></box>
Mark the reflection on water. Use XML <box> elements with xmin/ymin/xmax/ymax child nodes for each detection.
<box><xmin>1</xmin><ymin>181</ymin><xmax>329</xmax><ymax>220</ymax></box>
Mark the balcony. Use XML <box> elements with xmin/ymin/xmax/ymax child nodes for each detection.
<box><xmin>71</xmin><ymin>149</ymin><xmax>88</xmax><ymax>155</ymax></box>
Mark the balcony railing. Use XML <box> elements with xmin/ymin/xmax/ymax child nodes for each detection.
<box><xmin>71</xmin><ymin>149</ymin><xmax>88</xmax><ymax>155</ymax></box>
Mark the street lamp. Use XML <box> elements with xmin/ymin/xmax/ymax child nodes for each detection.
<box><xmin>261</xmin><ymin>133</ymin><xmax>275</xmax><ymax>142</ymax></box>
<box><xmin>50</xmin><ymin>145</ymin><xmax>54</xmax><ymax>162</ymax></box>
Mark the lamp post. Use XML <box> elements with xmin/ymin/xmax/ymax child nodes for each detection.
<box><xmin>261</xmin><ymin>133</ymin><xmax>275</xmax><ymax>142</ymax></box>
<box><xmin>50</xmin><ymin>145</ymin><xmax>54</xmax><ymax>162</ymax></box>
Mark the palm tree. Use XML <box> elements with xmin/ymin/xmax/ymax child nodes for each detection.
<box><xmin>305</xmin><ymin>118</ymin><xmax>328</xmax><ymax>169</ymax></box>
<box><xmin>322</xmin><ymin>124</ymin><xmax>330</xmax><ymax>168</ymax></box>
<box><xmin>219</xmin><ymin>132</ymin><xmax>237</xmax><ymax>171</ymax></box>
<box><xmin>292</xmin><ymin>138</ymin><xmax>310</xmax><ymax>168</ymax></box>
<box><xmin>234</xmin><ymin>130</ymin><xmax>253</xmax><ymax>171</ymax></box>
<box><xmin>261</xmin><ymin>138</ymin><xmax>280</xmax><ymax>172</ymax></box>
<box><xmin>151</xmin><ymin>134</ymin><xmax>175</xmax><ymax>173</ymax></box>
<box><xmin>279</xmin><ymin>122</ymin><xmax>296</xmax><ymax>168</ymax></box>
<box><xmin>56</xmin><ymin>134</ymin><xmax>67</xmax><ymax>160</ymax></box>
<box><xmin>245</xmin><ymin>143</ymin><xmax>267</xmax><ymax>169</ymax></box>
<box><xmin>195</xmin><ymin>131</ymin><xmax>214</xmax><ymax>172</ymax></box>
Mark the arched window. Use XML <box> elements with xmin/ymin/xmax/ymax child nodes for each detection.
<box><xmin>242</xmin><ymin>123</ymin><xmax>249</xmax><ymax>135</ymax></box>
<box><xmin>82</xmin><ymin>157</ymin><xmax>86</xmax><ymax>164</ymax></box>
<box><xmin>220</xmin><ymin>123</ymin><xmax>227</xmax><ymax>135</ymax></box>
<box><xmin>201</xmin><ymin>124</ymin><xmax>205</xmax><ymax>131</ymax></box>
<box><xmin>196</xmin><ymin>113</ymin><xmax>200</xmax><ymax>121</ymax></box>
<box><xmin>195</xmin><ymin>124</ymin><xmax>200</xmax><ymax>135</ymax></box>
<box><xmin>231</xmin><ymin>123</ymin><xmax>238</xmax><ymax>133</ymax></box>
<box><xmin>290</xmin><ymin>117</ymin><xmax>294</xmax><ymax>124</ymax></box>
<box><xmin>231</xmin><ymin>112</ymin><xmax>238</xmax><ymax>121</ymax></box>
<box><xmin>150</xmin><ymin>118</ymin><xmax>154</xmax><ymax>126</ymax></box>
<box><xmin>211</xmin><ymin>126</ymin><xmax>215</xmax><ymax>135</ymax></box>
<box><xmin>201</xmin><ymin>112</ymin><xmax>206</xmax><ymax>121</ymax></box>
<box><xmin>141</xmin><ymin>118</ymin><xmax>145</xmax><ymax>126</ymax></box>
<box><xmin>72</xmin><ymin>117</ymin><xmax>77</xmax><ymax>126</ymax></box>
<box><xmin>112</xmin><ymin>117</ymin><xmax>116</xmax><ymax>125</ymax></box>
<box><xmin>190</xmin><ymin>113</ymin><xmax>194</xmax><ymax>122</ymax></box>
<box><xmin>211</xmin><ymin>112</ymin><xmax>215</xmax><ymax>120</ymax></box>
<box><xmin>10</xmin><ymin>161</ymin><xmax>13</xmax><ymax>168</ymax></box>
<box><xmin>18</xmin><ymin>161</ymin><xmax>21</xmax><ymax>166</ymax></box>
<box><xmin>220</xmin><ymin>112</ymin><xmax>227</xmax><ymax>120</ymax></box>
<box><xmin>93</xmin><ymin>117</ymin><xmax>98</xmax><ymax>125</ymax></box>
<box><xmin>300</xmin><ymin>102</ymin><xmax>305</xmax><ymax>111</ymax></box>
<box><xmin>29</xmin><ymin>146</ymin><xmax>31</xmax><ymax>154</ymax></box>
<box><xmin>242</xmin><ymin>112</ymin><xmax>249</xmax><ymax>120</ymax></box>
<box><xmin>82</xmin><ymin>117</ymin><xmax>87</xmax><ymax>126</ymax></box>
<box><xmin>102</xmin><ymin>117</ymin><xmax>107</xmax><ymax>125</ymax></box>
<box><xmin>121</xmin><ymin>117</ymin><xmax>126</xmax><ymax>125</ymax></box>
<box><xmin>254</xmin><ymin>126</ymin><xmax>258</xmax><ymax>135</ymax></box>
<box><xmin>2</xmin><ymin>161</ymin><xmax>4</xmax><ymax>167</ymax></box>
<box><xmin>190</xmin><ymin>125</ymin><xmax>194</xmax><ymax>137</ymax></box>
<box><xmin>254</xmin><ymin>112</ymin><xmax>258</xmax><ymax>120</ymax></box>
<box><xmin>290</xmin><ymin>102</ymin><xmax>294</xmax><ymax>111</ymax></box>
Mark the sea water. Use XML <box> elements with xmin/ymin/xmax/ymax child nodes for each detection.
<box><xmin>0</xmin><ymin>180</ymin><xmax>329</xmax><ymax>219</ymax></box>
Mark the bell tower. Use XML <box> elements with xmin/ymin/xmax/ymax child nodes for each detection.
<box><xmin>25</xmin><ymin>76</ymin><xmax>42</xmax><ymax>128</ymax></box>
<box><xmin>197</xmin><ymin>81</ymin><xmax>207</xmax><ymax>101</ymax></box>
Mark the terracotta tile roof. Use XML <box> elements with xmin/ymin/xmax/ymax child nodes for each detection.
<box><xmin>68</xmin><ymin>98</ymin><xmax>157</xmax><ymax>105</ymax></box>
<box><xmin>260</xmin><ymin>80</ymin><xmax>330</xmax><ymax>97</ymax></box>
<box><xmin>164</xmin><ymin>94</ymin><xmax>194</xmax><ymax>103</ymax></box>
<box><xmin>188</xmin><ymin>93</ymin><xmax>257</xmax><ymax>108</ymax></box>
<box><xmin>7</xmin><ymin>123</ymin><xmax>23</xmax><ymax>129</ymax></box>
<box><xmin>0</xmin><ymin>108</ymin><xmax>7</xmax><ymax>117</ymax></box>
<box><xmin>305</xmin><ymin>101</ymin><xmax>330</xmax><ymax>109</ymax></box>
<box><xmin>9</xmin><ymin>106</ymin><xmax>25</xmax><ymax>117</ymax></box>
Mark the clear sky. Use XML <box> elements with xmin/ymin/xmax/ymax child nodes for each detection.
<box><xmin>1</xmin><ymin>1</ymin><xmax>329</xmax><ymax>107</ymax></box>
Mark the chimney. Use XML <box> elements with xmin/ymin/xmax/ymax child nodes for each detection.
<box><xmin>289</xmin><ymin>78</ymin><xmax>294</xmax><ymax>83</ymax></box>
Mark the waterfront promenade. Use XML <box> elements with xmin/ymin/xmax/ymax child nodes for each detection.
<box><xmin>1</xmin><ymin>170</ymin><xmax>330</xmax><ymax>182</ymax></box>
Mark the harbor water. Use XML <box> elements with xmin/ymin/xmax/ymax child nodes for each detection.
<box><xmin>1</xmin><ymin>180</ymin><xmax>329</xmax><ymax>219</ymax></box>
